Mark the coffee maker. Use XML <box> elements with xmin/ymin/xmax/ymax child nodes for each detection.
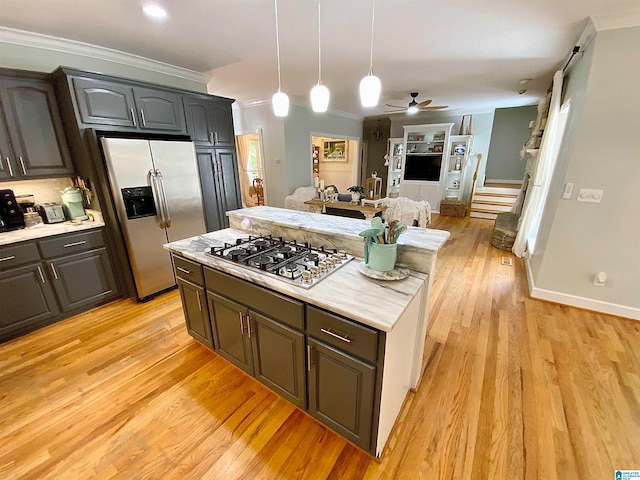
<box><xmin>60</xmin><ymin>187</ymin><xmax>88</xmax><ymax>221</ymax></box>
<box><xmin>0</xmin><ymin>189</ymin><xmax>26</xmax><ymax>231</ymax></box>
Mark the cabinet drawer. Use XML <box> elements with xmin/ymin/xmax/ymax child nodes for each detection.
<box><xmin>38</xmin><ymin>229</ymin><xmax>104</xmax><ymax>258</ymax></box>
<box><xmin>307</xmin><ymin>306</ymin><xmax>378</xmax><ymax>363</ymax></box>
<box><xmin>173</xmin><ymin>255</ymin><xmax>204</xmax><ymax>285</ymax></box>
<box><xmin>204</xmin><ymin>267</ymin><xmax>304</xmax><ymax>330</ymax></box>
<box><xmin>0</xmin><ymin>242</ymin><xmax>40</xmax><ymax>270</ymax></box>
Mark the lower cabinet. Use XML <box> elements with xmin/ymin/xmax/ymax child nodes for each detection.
<box><xmin>176</xmin><ymin>278</ymin><xmax>213</xmax><ymax>349</ymax></box>
<box><xmin>307</xmin><ymin>338</ymin><xmax>375</xmax><ymax>451</ymax></box>
<box><xmin>0</xmin><ymin>262</ymin><xmax>59</xmax><ymax>338</ymax></box>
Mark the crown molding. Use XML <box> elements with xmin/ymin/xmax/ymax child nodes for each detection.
<box><xmin>0</xmin><ymin>27</ymin><xmax>210</xmax><ymax>84</ymax></box>
<box><xmin>591</xmin><ymin>10</ymin><xmax>640</xmax><ymax>31</ymax></box>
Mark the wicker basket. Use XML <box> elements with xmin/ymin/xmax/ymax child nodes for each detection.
<box><xmin>440</xmin><ymin>200</ymin><xmax>467</xmax><ymax>217</ymax></box>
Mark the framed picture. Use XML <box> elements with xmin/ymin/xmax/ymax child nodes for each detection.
<box><xmin>407</xmin><ymin>134</ymin><xmax>425</xmax><ymax>142</ymax></box>
<box><xmin>323</xmin><ymin>140</ymin><xmax>347</xmax><ymax>162</ymax></box>
<box><xmin>432</xmin><ymin>132</ymin><xmax>445</xmax><ymax>141</ymax></box>
<box><xmin>432</xmin><ymin>144</ymin><xmax>444</xmax><ymax>153</ymax></box>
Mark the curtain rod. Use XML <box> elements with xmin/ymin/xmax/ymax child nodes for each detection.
<box><xmin>562</xmin><ymin>46</ymin><xmax>581</xmax><ymax>72</ymax></box>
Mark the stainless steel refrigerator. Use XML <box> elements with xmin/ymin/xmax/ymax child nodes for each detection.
<box><xmin>101</xmin><ymin>137</ymin><xmax>206</xmax><ymax>299</ymax></box>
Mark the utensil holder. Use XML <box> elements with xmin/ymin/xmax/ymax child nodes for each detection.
<box><xmin>366</xmin><ymin>243</ymin><xmax>397</xmax><ymax>272</ymax></box>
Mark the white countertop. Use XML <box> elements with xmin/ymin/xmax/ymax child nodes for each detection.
<box><xmin>0</xmin><ymin>220</ymin><xmax>106</xmax><ymax>246</ymax></box>
<box><xmin>164</xmin><ymin>228</ymin><xmax>428</xmax><ymax>333</ymax></box>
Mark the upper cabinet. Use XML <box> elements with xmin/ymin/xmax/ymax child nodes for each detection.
<box><xmin>72</xmin><ymin>76</ymin><xmax>186</xmax><ymax>133</ymax></box>
<box><xmin>183</xmin><ymin>95</ymin><xmax>235</xmax><ymax>147</ymax></box>
<box><xmin>0</xmin><ymin>74</ymin><xmax>74</xmax><ymax>180</ymax></box>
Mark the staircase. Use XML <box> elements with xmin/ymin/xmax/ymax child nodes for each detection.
<box><xmin>469</xmin><ymin>182</ymin><xmax>521</xmax><ymax>220</ymax></box>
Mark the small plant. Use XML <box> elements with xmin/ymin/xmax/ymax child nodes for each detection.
<box><xmin>347</xmin><ymin>185</ymin><xmax>364</xmax><ymax>195</ymax></box>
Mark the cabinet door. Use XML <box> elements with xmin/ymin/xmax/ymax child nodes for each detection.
<box><xmin>0</xmin><ymin>263</ymin><xmax>59</xmax><ymax>340</ymax></box>
<box><xmin>207</xmin><ymin>291</ymin><xmax>253</xmax><ymax>375</ymax></box>
<box><xmin>46</xmin><ymin>248</ymin><xmax>118</xmax><ymax>312</ymax></box>
<box><xmin>73</xmin><ymin>77</ymin><xmax>137</xmax><ymax>127</ymax></box>
<box><xmin>307</xmin><ymin>338</ymin><xmax>375</xmax><ymax>451</ymax></box>
<box><xmin>210</xmin><ymin>100</ymin><xmax>235</xmax><ymax>147</ymax></box>
<box><xmin>0</xmin><ymin>78</ymin><xmax>74</xmax><ymax>177</ymax></box>
<box><xmin>184</xmin><ymin>95</ymin><xmax>214</xmax><ymax>146</ymax></box>
<box><xmin>250</xmin><ymin>311</ymin><xmax>306</xmax><ymax>408</ymax></box>
<box><xmin>133</xmin><ymin>87</ymin><xmax>186</xmax><ymax>133</ymax></box>
<box><xmin>177</xmin><ymin>278</ymin><xmax>213</xmax><ymax>349</ymax></box>
<box><xmin>0</xmin><ymin>114</ymin><xmax>16</xmax><ymax>180</ymax></box>
<box><xmin>196</xmin><ymin>149</ymin><xmax>226</xmax><ymax>232</ymax></box>
<box><xmin>216</xmin><ymin>148</ymin><xmax>242</xmax><ymax>222</ymax></box>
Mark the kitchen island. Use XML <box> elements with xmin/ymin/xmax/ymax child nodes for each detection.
<box><xmin>164</xmin><ymin>206</ymin><xmax>449</xmax><ymax>457</ymax></box>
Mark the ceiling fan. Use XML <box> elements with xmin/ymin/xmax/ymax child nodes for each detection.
<box><xmin>385</xmin><ymin>92</ymin><xmax>448</xmax><ymax>114</ymax></box>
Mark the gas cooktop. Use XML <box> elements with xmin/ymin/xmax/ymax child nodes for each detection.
<box><xmin>205</xmin><ymin>235</ymin><xmax>353</xmax><ymax>288</ymax></box>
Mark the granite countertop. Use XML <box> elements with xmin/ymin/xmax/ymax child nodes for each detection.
<box><xmin>164</xmin><ymin>228</ymin><xmax>428</xmax><ymax>333</ymax></box>
<box><xmin>0</xmin><ymin>220</ymin><xmax>106</xmax><ymax>246</ymax></box>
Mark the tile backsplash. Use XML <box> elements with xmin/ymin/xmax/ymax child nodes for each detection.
<box><xmin>2</xmin><ymin>178</ymin><xmax>73</xmax><ymax>205</ymax></box>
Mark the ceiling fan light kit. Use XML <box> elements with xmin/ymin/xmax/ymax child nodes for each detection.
<box><xmin>385</xmin><ymin>92</ymin><xmax>448</xmax><ymax>114</ymax></box>
<box><xmin>360</xmin><ymin>0</ymin><xmax>381</xmax><ymax>108</ymax></box>
<box><xmin>310</xmin><ymin>0</ymin><xmax>330</xmax><ymax>113</ymax></box>
<box><xmin>272</xmin><ymin>0</ymin><xmax>289</xmax><ymax>117</ymax></box>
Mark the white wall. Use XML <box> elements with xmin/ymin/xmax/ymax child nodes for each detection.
<box><xmin>530</xmin><ymin>26</ymin><xmax>640</xmax><ymax>316</ymax></box>
<box><xmin>0</xmin><ymin>37</ymin><xmax>207</xmax><ymax>92</ymax></box>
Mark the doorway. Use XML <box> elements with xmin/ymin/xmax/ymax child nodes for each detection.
<box><xmin>311</xmin><ymin>135</ymin><xmax>360</xmax><ymax>194</ymax></box>
<box><xmin>235</xmin><ymin>130</ymin><xmax>266</xmax><ymax>207</ymax></box>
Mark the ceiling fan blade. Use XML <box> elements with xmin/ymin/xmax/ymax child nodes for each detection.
<box><xmin>385</xmin><ymin>103</ymin><xmax>406</xmax><ymax>109</ymax></box>
<box><xmin>420</xmin><ymin>105</ymin><xmax>448</xmax><ymax>110</ymax></box>
<box><xmin>384</xmin><ymin>109</ymin><xmax>406</xmax><ymax>113</ymax></box>
<box><xmin>417</xmin><ymin>99</ymin><xmax>432</xmax><ymax>107</ymax></box>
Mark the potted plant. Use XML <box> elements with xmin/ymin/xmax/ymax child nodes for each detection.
<box><xmin>347</xmin><ymin>185</ymin><xmax>364</xmax><ymax>204</ymax></box>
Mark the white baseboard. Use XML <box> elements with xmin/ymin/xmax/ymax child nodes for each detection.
<box><xmin>524</xmin><ymin>257</ymin><xmax>640</xmax><ymax>321</ymax></box>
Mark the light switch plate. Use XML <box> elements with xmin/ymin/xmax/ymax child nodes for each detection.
<box><xmin>562</xmin><ymin>182</ymin><xmax>574</xmax><ymax>199</ymax></box>
<box><xmin>577</xmin><ymin>188</ymin><xmax>604</xmax><ymax>203</ymax></box>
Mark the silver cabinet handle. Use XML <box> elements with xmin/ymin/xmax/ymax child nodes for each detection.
<box><xmin>238</xmin><ymin>312</ymin><xmax>244</xmax><ymax>335</ymax></box>
<box><xmin>50</xmin><ymin>264</ymin><xmax>59</xmax><ymax>280</ymax></box>
<box><xmin>5</xmin><ymin>157</ymin><xmax>14</xmax><ymax>177</ymax></box>
<box><xmin>140</xmin><ymin>109</ymin><xmax>146</xmax><ymax>127</ymax></box>
<box><xmin>214</xmin><ymin>132</ymin><xmax>219</xmax><ymax>144</ymax></box>
<box><xmin>307</xmin><ymin>344</ymin><xmax>313</xmax><ymax>371</ymax></box>
<box><xmin>176</xmin><ymin>266</ymin><xmax>190</xmax><ymax>274</ymax></box>
<box><xmin>196</xmin><ymin>290</ymin><xmax>202</xmax><ymax>311</ymax></box>
<box><xmin>0</xmin><ymin>255</ymin><xmax>16</xmax><ymax>263</ymax></box>
<box><xmin>19</xmin><ymin>157</ymin><xmax>27</xmax><ymax>175</ymax></box>
<box><xmin>208</xmin><ymin>131</ymin><xmax>214</xmax><ymax>144</ymax></box>
<box><xmin>155</xmin><ymin>169</ymin><xmax>171</xmax><ymax>228</ymax></box>
<box><xmin>64</xmin><ymin>240</ymin><xmax>86</xmax><ymax>248</ymax></box>
<box><xmin>320</xmin><ymin>328</ymin><xmax>351</xmax><ymax>344</ymax></box>
<box><xmin>147</xmin><ymin>169</ymin><xmax>165</xmax><ymax>229</ymax></box>
<box><xmin>246</xmin><ymin>315</ymin><xmax>252</xmax><ymax>339</ymax></box>
<box><xmin>36</xmin><ymin>266</ymin><xmax>46</xmax><ymax>284</ymax></box>
<box><xmin>130</xmin><ymin>107</ymin><xmax>137</xmax><ymax>127</ymax></box>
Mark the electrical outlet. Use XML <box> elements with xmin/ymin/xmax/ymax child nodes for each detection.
<box><xmin>577</xmin><ymin>188</ymin><xmax>604</xmax><ymax>203</ymax></box>
<box><xmin>562</xmin><ymin>182</ymin><xmax>574</xmax><ymax>199</ymax></box>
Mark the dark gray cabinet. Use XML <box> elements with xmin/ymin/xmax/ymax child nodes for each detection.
<box><xmin>45</xmin><ymin>248</ymin><xmax>117</xmax><ymax>312</ymax></box>
<box><xmin>184</xmin><ymin>95</ymin><xmax>235</xmax><ymax>147</ymax></box>
<box><xmin>208</xmin><ymin>291</ymin><xmax>254</xmax><ymax>375</ymax></box>
<box><xmin>307</xmin><ymin>338</ymin><xmax>375</xmax><ymax>451</ymax></box>
<box><xmin>177</xmin><ymin>278</ymin><xmax>213</xmax><ymax>349</ymax></box>
<box><xmin>197</xmin><ymin>148</ymin><xmax>241</xmax><ymax>231</ymax></box>
<box><xmin>0</xmin><ymin>75</ymin><xmax>74</xmax><ymax>179</ymax></box>
<box><xmin>72</xmin><ymin>76</ymin><xmax>186</xmax><ymax>133</ymax></box>
<box><xmin>0</xmin><ymin>262</ymin><xmax>59</xmax><ymax>339</ymax></box>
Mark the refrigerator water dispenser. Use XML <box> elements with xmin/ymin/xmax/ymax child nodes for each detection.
<box><xmin>122</xmin><ymin>186</ymin><xmax>157</xmax><ymax>219</ymax></box>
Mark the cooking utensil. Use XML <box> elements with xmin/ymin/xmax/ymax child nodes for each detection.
<box><xmin>359</xmin><ymin>228</ymin><xmax>380</xmax><ymax>262</ymax></box>
<box><xmin>390</xmin><ymin>222</ymin><xmax>407</xmax><ymax>243</ymax></box>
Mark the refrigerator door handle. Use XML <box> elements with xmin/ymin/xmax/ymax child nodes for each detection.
<box><xmin>147</xmin><ymin>169</ymin><xmax>166</xmax><ymax>229</ymax></box>
<box><xmin>155</xmin><ymin>169</ymin><xmax>172</xmax><ymax>228</ymax></box>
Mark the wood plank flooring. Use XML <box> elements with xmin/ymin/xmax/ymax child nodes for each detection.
<box><xmin>1</xmin><ymin>214</ymin><xmax>639</xmax><ymax>479</ymax></box>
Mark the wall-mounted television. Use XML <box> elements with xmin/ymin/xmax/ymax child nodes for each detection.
<box><xmin>403</xmin><ymin>154</ymin><xmax>443</xmax><ymax>182</ymax></box>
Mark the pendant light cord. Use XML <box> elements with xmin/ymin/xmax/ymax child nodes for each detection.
<box><xmin>368</xmin><ymin>0</ymin><xmax>376</xmax><ymax>75</ymax></box>
<box><xmin>274</xmin><ymin>0</ymin><xmax>283</xmax><ymax>92</ymax></box>
<box><xmin>317</xmin><ymin>0</ymin><xmax>322</xmax><ymax>85</ymax></box>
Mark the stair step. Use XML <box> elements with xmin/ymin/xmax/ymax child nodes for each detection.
<box><xmin>471</xmin><ymin>204</ymin><xmax>513</xmax><ymax>214</ymax></box>
<box><xmin>470</xmin><ymin>211</ymin><xmax>498</xmax><ymax>220</ymax></box>
<box><xmin>472</xmin><ymin>199</ymin><xmax>515</xmax><ymax>207</ymax></box>
<box><xmin>476</xmin><ymin>187</ymin><xmax>521</xmax><ymax>195</ymax></box>
<box><xmin>485</xmin><ymin>182</ymin><xmax>522</xmax><ymax>189</ymax></box>
<box><xmin>474</xmin><ymin>192</ymin><xmax>519</xmax><ymax>199</ymax></box>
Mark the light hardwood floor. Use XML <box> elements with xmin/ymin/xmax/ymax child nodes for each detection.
<box><xmin>1</xmin><ymin>215</ymin><xmax>639</xmax><ymax>479</ymax></box>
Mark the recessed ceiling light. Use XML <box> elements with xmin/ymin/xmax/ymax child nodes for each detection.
<box><xmin>143</xmin><ymin>3</ymin><xmax>168</xmax><ymax>18</ymax></box>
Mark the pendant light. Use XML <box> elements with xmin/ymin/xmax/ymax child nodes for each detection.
<box><xmin>359</xmin><ymin>0</ymin><xmax>381</xmax><ymax>107</ymax></box>
<box><xmin>272</xmin><ymin>0</ymin><xmax>289</xmax><ymax>117</ymax></box>
<box><xmin>310</xmin><ymin>0</ymin><xmax>329</xmax><ymax>112</ymax></box>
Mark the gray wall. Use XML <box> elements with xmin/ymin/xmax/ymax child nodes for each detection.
<box><xmin>485</xmin><ymin>106</ymin><xmax>537</xmax><ymax>181</ymax></box>
<box><xmin>0</xmin><ymin>40</ymin><xmax>207</xmax><ymax>92</ymax></box>
<box><xmin>530</xmin><ymin>26</ymin><xmax>640</xmax><ymax>312</ymax></box>
<box><xmin>234</xmin><ymin>104</ymin><xmax>363</xmax><ymax>208</ymax></box>
<box><xmin>363</xmin><ymin>118</ymin><xmax>391</xmax><ymax>192</ymax></box>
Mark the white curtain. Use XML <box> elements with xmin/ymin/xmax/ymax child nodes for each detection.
<box><xmin>513</xmin><ymin>70</ymin><xmax>565</xmax><ymax>258</ymax></box>
<box><xmin>235</xmin><ymin>135</ymin><xmax>255</xmax><ymax>207</ymax></box>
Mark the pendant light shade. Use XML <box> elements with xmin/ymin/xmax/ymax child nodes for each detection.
<box><xmin>310</xmin><ymin>0</ymin><xmax>329</xmax><ymax>113</ymax></box>
<box><xmin>272</xmin><ymin>91</ymin><xmax>289</xmax><ymax>117</ymax></box>
<box><xmin>360</xmin><ymin>0</ymin><xmax>381</xmax><ymax>108</ymax></box>
<box><xmin>310</xmin><ymin>84</ymin><xmax>329</xmax><ymax>112</ymax></box>
<box><xmin>272</xmin><ymin>0</ymin><xmax>288</xmax><ymax>117</ymax></box>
